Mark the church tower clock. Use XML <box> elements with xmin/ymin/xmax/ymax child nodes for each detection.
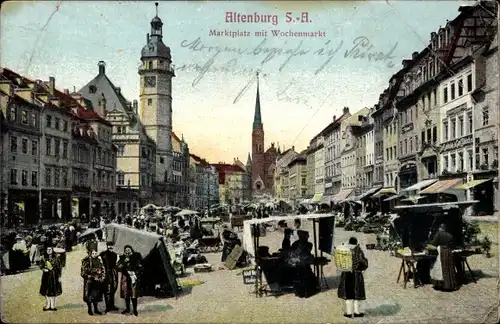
<box><xmin>138</xmin><ymin>2</ymin><xmax>175</xmax><ymax>200</ymax></box>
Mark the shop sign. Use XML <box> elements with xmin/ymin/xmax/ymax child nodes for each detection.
<box><xmin>441</xmin><ymin>135</ymin><xmax>473</xmax><ymax>152</ymax></box>
<box><xmin>242</xmin><ymin>268</ymin><xmax>257</xmax><ymax>284</ymax></box>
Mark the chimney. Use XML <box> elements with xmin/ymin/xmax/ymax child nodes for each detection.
<box><xmin>63</xmin><ymin>89</ymin><xmax>69</xmax><ymax>95</ymax></box>
<box><xmin>98</xmin><ymin>61</ymin><xmax>106</xmax><ymax>75</ymax></box>
<box><xmin>343</xmin><ymin>106</ymin><xmax>349</xmax><ymax>114</ymax></box>
<box><xmin>412</xmin><ymin>51</ymin><xmax>419</xmax><ymax>59</ymax></box>
<box><xmin>49</xmin><ymin>76</ymin><xmax>55</xmax><ymax>96</ymax></box>
<box><xmin>133</xmin><ymin>100</ymin><xmax>138</xmax><ymax>113</ymax></box>
<box><xmin>402</xmin><ymin>59</ymin><xmax>411</xmax><ymax>68</ymax></box>
<box><xmin>116</xmin><ymin>87</ymin><xmax>121</xmax><ymax>94</ymax></box>
<box><xmin>431</xmin><ymin>31</ymin><xmax>437</xmax><ymax>38</ymax></box>
<box><xmin>147</xmin><ymin>33</ymin><xmax>150</xmax><ymax>43</ymax></box>
<box><xmin>333</xmin><ymin>115</ymin><xmax>336</xmax><ymax>122</ymax></box>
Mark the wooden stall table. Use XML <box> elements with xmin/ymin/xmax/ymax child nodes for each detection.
<box><xmin>395</xmin><ymin>252</ymin><xmax>431</xmax><ymax>289</ymax></box>
<box><xmin>453</xmin><ymin>249</ymin><xmax>477</xmax><ymax>284</ymax></box>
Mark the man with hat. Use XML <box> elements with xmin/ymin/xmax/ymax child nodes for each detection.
<box><xmin>100</xmin><ymin>242</ymin><xmax>119</xmax><ymax>312</ymax></box>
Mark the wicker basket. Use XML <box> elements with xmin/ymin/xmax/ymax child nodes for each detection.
<box><xmin>334</xmin><ymin>246</ymin><xmax>353</xmax><ymax>272</ymax></box>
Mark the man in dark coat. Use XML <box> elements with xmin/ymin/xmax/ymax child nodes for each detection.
<box><xmin>100</xmin><ymin>242</ymin><xmax>119</xmax><ymax>312</ymax></box>
<box><xmin>337</xmin><ymin>237</ymin><xmax>368</xmax><ymax>318</ymax></box>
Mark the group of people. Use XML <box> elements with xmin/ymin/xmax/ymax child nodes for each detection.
<box><xmin>81</xmin><ymin>241</ymin><xmax>143</xmax><ymax>316</ymax></box>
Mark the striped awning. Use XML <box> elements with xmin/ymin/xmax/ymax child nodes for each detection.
<box><xmin>401</xmin><ymin>179</ymin><xmax>438</xmax><ymax>192</ymax></box>
<box><xmin>310</xmin><ymin>193</ymin><xmax>323</xmax><ymax>204</ymax></box>
<box><xmin>332</xmin><ymin>189</ymin><xmax>354</xmax><ymax>203</ymax></box>
<box><xmin>454</xmin><ymin>178</ymin><xmax>493</xmax><ymax>190</ymax></box>
<box><xmin>420</xmin><ymin>179</ymin><xmax>462</xmax><ymax>194</ymax></box>
<box><xmin>372</xmin><ymin>188</ymin><xmax>397</xmax><ymax>198</ymax></box>
<box><xmin>357</xmin><ymin>186</ymin><xmax>383</xmax><ymax>200</ymax></box>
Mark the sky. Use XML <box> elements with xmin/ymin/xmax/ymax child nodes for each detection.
<box><xmin>1</xmin><ymin>0</ymin><xmax>474</xmax><ymax>163</ymax></box>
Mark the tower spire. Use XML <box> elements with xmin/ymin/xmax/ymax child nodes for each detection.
<box><xmin>155</xmin><ymin>2</ymin><xmax>159</xmax><ymax>16</ymax></box>
<box><xmin>253</xmin><ymin>72</ymin><xmax>262</xmax><ymax>131</ymax></box>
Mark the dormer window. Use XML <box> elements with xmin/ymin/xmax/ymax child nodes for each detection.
<box><xmin>89</xmin><ymin>85</ymin><xmax>97</xmax><ymax>94</ymax></box>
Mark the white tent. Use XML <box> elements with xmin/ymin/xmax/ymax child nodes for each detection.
<box><xmin>175</xmin><ymin>209</ymin><xmax>199</xmax><ymax>217</ymax></box>
<box><xmin>242</xmin><ymin>213</ymin><xmax>336</xmax><ymax>257</ymax></box>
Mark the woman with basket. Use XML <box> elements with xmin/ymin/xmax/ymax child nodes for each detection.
<box><xmin>335</xmin><ymin>237</ymin><xmax>368</xmax><ymax>318</ymax></box>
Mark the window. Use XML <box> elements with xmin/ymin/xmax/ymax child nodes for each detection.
<box><xmin>148</xmin><ymin>99</ymin><xmax>152</xmax><ymax>106</ymax></box>
<box><xmin>427</xmin><ymin>129</ymin><xmax>431</xmax><ymax>145</ymax></box>
<box><xmin>432</xmin><ymin>126</ymin><xmax>437</xmax><ymax>143</ymax></box>
<box><xmin>148</xmin><ymin>61</ymin><xmax>153</xmax><ymax>69</ymax></box>
<box><xmin>54</xmin><ymin>139</ymin><xmax>60</xmax><ymax>156</ymax></box>
<box><xmin>427</xmin><ymin>93</ymin><xmax>432</xmax><ymax>108</ymax></box>
<box><xmin>32</xmin><ymin>171</ymin><xmax>38</xmax><ymax>186</ymax></box>
<box><xmin>483</xmin><ymin>148</ymin><xmax>489</xmax><ymax>166</ymax></box>
<box><xmin>433</xmin><ymin>89</ymin><xmax>437</xmax><ymax>106</ymax></box>
<box><xmin>22</xmin><ymin>138</ymin><xmax>28</xmax><ymax>154</ymax></box>
<box><xmin>443</xmin><ymin>87</ymin><xmax>448</xmax><ymax>103</ymax></box>
<box><xmin>451</xmin><ymin>118</ymin><xmax>456</xmax><ymax>139</ymax></box>
<box><xmin>404</xmin><ymin>139</ymin><xmax>408</xmax><ymax>155</ymax></box>
<box><xmin>63</xmin><ymin>121</ymin><xmax>68</xmax><ymax>132</ymax></box>
<box><xmin>45</xmin><ymin>167</ymin><xmax>52</xmax><ymax>187</ymax></box>
<box><xmin>21</xmin><ymin>110</ymin><xmax>28</xmax><ymax>124</ymax></box>
<box><xmin>62</xmin><ymin>141</ymin><xmax>68</xmax><ymax>159</ymax></box>
<box><xmin>54</xmin><ymin>168</ymin><xmax>60</xmax><ymax>187</ymax></box>
<box><xmin>458</xmin><ymin>79</ymin><xmax>463</xmax><ymax>96</ymax></box>
<box><xmin>89</xmin><ymin>85</ymin><xmax>97</xmax><ymax>93</ymax></box>
<box><xmin>10</xmin><ymin>169</ymin><xmax>17</xmax><ymax>185</ymax></box>
<box><xmin>443</xmin><ymin>121</ymin><xmax>449</xmax><ymax>141</ymax></box>
<box><xmin>450</xmin><ymin>83</ymin><xmax>456</xmax><ymax>100</ymax></box>
<box><xmin>467</xmin><ymin>74</ymin><xmax>473</xmax><ymax>92</ymax></box>
<box><xmin>30</xmin><ymin>112</ymin><xmax>36</xmax><ymax>127</ymax></box>
<box><xmin>482</xmin><ymin>107</ymin><xmax>489</xmax><ymax>126</ymax></box>
<box><xmin>467</xmin><ymin>149</ymin><xmax>473</xmax><ymax>170</ymax></box>
<box><xmin>410</xmin><ymin>138</ymin><xmax>413</xmax><ymax>153</ymax></box>
<box><xmin>454</xmin><ymin>116</ymin><xmax>462</xmax><ymax>137</ymax></box>
<box><xmin>55</xmin><ymin>117</ymin><xmax>60</xmax><ymax>130</ymax></box>
<box><xmin>475</xmin><ymin>146</ymin><xmax>480</xmax><ymax>169</ymax></box>
<box><xmin>22</xmin><ymin>170</ymin><xmax>28</xmax><ymax>186</ymax></box>
<box><xmin>62</xmin><ymin>169</ymin><xmax>68</xmax><ymax>186</ymax></box>
<box><xmin>467</xmin><ymin>112</ymin><xmax>473</xmax><ymax>134</ymax></box>
<box><xmin>10</xmin><ymin>135</ymin><xmax>17</xmax><ymax>153</ymax></box>
<box><xmin>421</xmin><ymin>130</ymin><xmax>425</xmax><ymax>145</ymax></box>
<box><xmin>32</xmin><ymin>140</ymin><xmax>38</xmax><ymax>156</ymax></box>
<box><xmin>458</xmin><ymin>152</ymin><xmax>464</xmax><ymax>171</ymax></box>
<box><xmin>9</xmin><ymin>106</ymin><xmax>16</xmax><ymax>121</ymax></box>
<box><xmin>451</xmin><ymin>153</ymin><xmax>456</xmax><ymax>170</ymax></box>
<box><xmin>46</xmin><ymin>115</ymin><xmax>52</xmax><ymax>128</ymax></box>
<box><xmin>117</xmin><ymin>145</ymin><xmax>125</xmax><ymax>156</ymax></box>
<box><xmin>46</xmin><ymin>138</ymin><xmax>52</xmax><ymax>155</ymax></box>
<box><xmin>443</xmin><ymin>156</ymin><xmax>449</xmax><ymax>170</ymax></box>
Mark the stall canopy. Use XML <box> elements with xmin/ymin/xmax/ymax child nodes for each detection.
<box><xmin>320</xmin><ymin>195</ymin><xmax>333</xmax><ymax>205</ymax></box>
<box><xmin>372</xmin><ymin>187</ymin><xmax>397</xmax><ymax>198</ymax></box>
<box><xmin>454</xmin><ymin>178</ymin><xmax>493</xmax><ymax>190</ymax></box>
<box><xmin>175</xmin><ymin>209</ymin><xmax>199</xmax><ymax>217</ymax></box>
<box><xmin>384</xmin><ymin>194</ymin><xmax>403</xmax><ymax>202</ymax></box>
<box><xmin>393</xmin><ymin>200</ymin><xmax>478</xmax><ymax>211</ymax></box>
<box><xmin>310</xmin><ymin>193</ymin><xmax>323</xmax><ymax>204</ymax></box>
<box><xmin>105</xmin><ymin>223</ymin><xmax>180</xmax><ymax>298</ymax></box>
<box><xmin>401</xmin><ymin>179</ymin><xmax>438</xmax><ymax>193</ymax></box>
<box><xmin>419</xmin><ymin>178</ymin><xmax>462</xmax><ymax>194</ymax></box>
<box><xmin>242</xmin><ymin>213</ymin><xmax>335</xmax><ymax>257</ymax></box>
<box><xmin>357</xmin><ymin>186</ymin><xmax>382</xmax><ymax>200</ymax></box>
<box><xmin>332</xmin><ymin>189</ymin><xmax>354</xmax><ymax>203</ymax></box>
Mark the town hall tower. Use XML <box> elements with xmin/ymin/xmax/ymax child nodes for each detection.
<box><xmin>138</xmin><ymin>2</ymin><xmax>175</xmax><ymax>201</ymax></box>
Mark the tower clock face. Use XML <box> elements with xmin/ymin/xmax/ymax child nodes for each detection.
<box><xmin>144</xmin><ymin>76</ymin><xmax>156</xmax><ymax>87</ymax></box>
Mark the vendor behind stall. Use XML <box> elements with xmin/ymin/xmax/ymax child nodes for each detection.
<box><xmin>289</xmin><ymin>230</ymin><xmax>318</xmax><ymax>298</ymax></box>
<box><xmin>426</xmin><ymin>223</ymin><xmax>458</xmax><ymax>291</ymax></box>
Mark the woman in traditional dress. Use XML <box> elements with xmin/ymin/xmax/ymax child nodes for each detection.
<box><xmin>117</xmin><ymin>245</ymin><xmax>143</xmax><ymax>316</ymax></box>
<box><xmin>39</xmin><ymin>246</ymin><xmax>63</xmax><ymax>311</ymax></box>
<box><xmin>337</xmin><ymin>237</ymin><xmax>368</xmax><ymax>318</ymax></box>
<box><xmin>81</xmin><ymin>249</ymin><xmax>106</xmax><ymax>315</ymax></box>
<box><xmin>427</xmin><ymin>223</ymin><xmax>458</xmax><ymax>291</ymax></box>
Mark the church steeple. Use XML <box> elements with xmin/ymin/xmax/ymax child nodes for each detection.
<box><xmin>253</xmin><ymin>72</ymin><xmax>263</xmax><ymax>131</ymax></box>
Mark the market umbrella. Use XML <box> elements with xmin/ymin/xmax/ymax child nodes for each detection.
<box><xmin>175</xmin><ymin>209</ymin><xmax>199</xmax><ymax>217</ymax></box>
<box><xmin>142</xmin><ymin>204</ymin><xmax>158</xmax><ymax>210</ymax></box>
<box><xmin>77</xmin><ymin>228</ymin><xmax>102</xmax><ymax>243</ymax></box>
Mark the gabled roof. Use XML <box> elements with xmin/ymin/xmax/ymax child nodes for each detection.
<box><xmin>211</xmin><ymin>163</ymin><xmax>246</xmax><ymax>184</ymax></box>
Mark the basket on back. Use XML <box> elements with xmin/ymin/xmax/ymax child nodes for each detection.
<box><xmin>334</xmin><ymin>246</ymin><xmax>353</xmax><ymax>272</ymax></box>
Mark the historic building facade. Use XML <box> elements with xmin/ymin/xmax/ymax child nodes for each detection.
<box><xmin>288</xmin><ymin>152</ymin><xmax>308</xmax><ymax>202</ymax></box>
<box><xmin>306</xmin><ymin>133</ymin><xmax>324</xmax><ymax>204</ymax></box>
<box><xmin>274</xmin><ymin>147</ymin><xmax>297</xmax><ymax>200</ymax></box>
<box><xmin>251</xmin><ymin>76</ymin><xmax>277</xmax><ymax>197</ymax></box>
<box><xmin>323</xmin><ymin>111</ymin><xmax>350</xmax><ymax>198</ymax></box>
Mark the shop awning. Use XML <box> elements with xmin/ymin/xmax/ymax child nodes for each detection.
<box><xmin>310</xmin><ymin>193</ymin><xmax>323</xmax><ymax>204</ymax></box>
<box><xmin>357</xmin><ymin>186</ymin><xmax>383</xmax><ymax>200</ymax></box>
<box><xmin>300</xmin><ymin>198</ymin><xmax>312</xmax><ymax>205</ymax></box>
<box><xmin>420</xmin><ymin>179</ymin><xmax>463</xmax><ymax>194</ymax></box>
<box><xmin>401</xmin><ymin>195</ymin><xmax>425</xmax><ymax>203</ymax></box>
<box><xmin>320</xmin><ymin>195</ymin><xmax>333</xmax><ymax>205</ymax></box>
<box><xmin>401</xmin><ymin>179</ymin><xmax>438</xmax><ymax>192</ymax></box>
<box><xmin>372</xmin><ymin>188</ymin><xmax>397</xmax><ymax>198</ymax></box>
<box><xmin>384</xmin><ymin>195</ymin><xmax>403</xmax><ymax>202</ymax></box>
<box><xmin>332</xmin><ymin>189</ymin><xmax>354</xmax><ymax>203</ymax></box>
<box><xmin>454</xmin><ymin>178</ymin><xmax>493</xmax><ymax>190</ymax></box>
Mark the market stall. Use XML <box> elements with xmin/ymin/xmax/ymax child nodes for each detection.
<box><xmin>242</xmin><ymin>213</ymin><xmax>336</xmax><ymax>298</ymax></box>
<box><xmin>391</xmin><ymin>200</ymin><xmax>479</xmax><ymax>289</ymax></box>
